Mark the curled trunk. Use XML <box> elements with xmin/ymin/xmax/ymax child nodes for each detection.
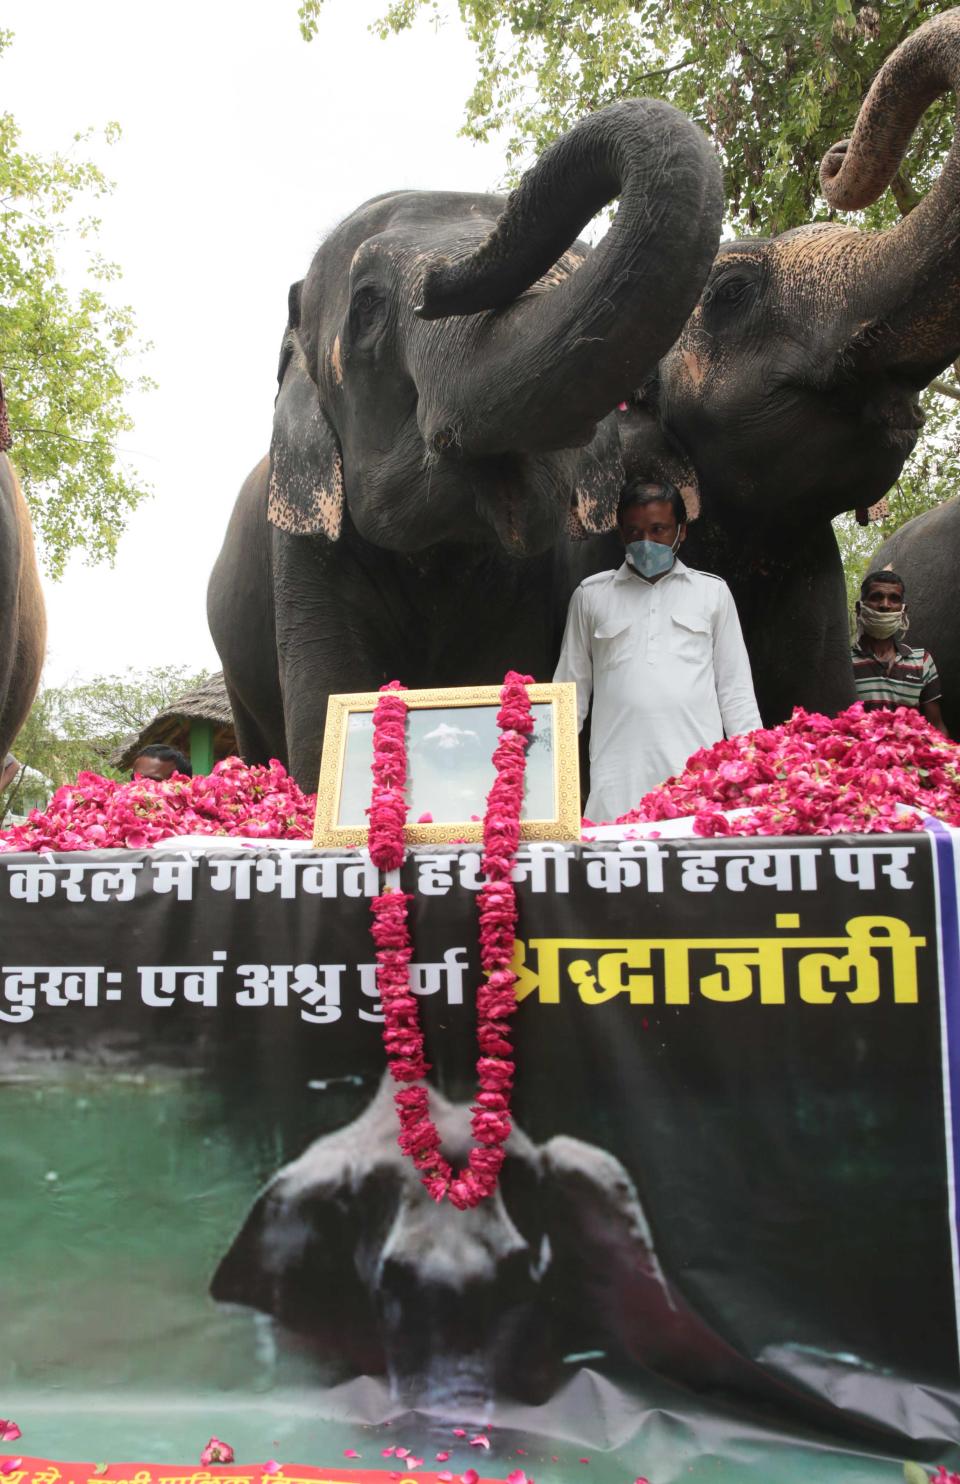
<box><xmin>820</xmin><ymin>10</ymin><xmax>960</xmax><ymax>380</ymax></box>
<box><xmin>415</xmin><ymin>98</ymin><xmax>723</xmax><ymax>458</ymax></box>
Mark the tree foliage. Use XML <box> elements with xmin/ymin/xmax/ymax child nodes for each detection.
<box><xmin>0</xmin><ymin>30</ymin><xmax>152</xmax><ymax>577</ymax></box>
<box><xmin>0</xmin><ymin>665</ymin><xmax>209</xmax><ymax>824</ymax></box>
<box><xmin>298</xmin><ymin>0</ymin><xmax>956</xmax><ymax>232</ymax></box>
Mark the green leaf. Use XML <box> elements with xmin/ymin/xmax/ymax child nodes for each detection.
<box><xmin>903</xmin><ymin>1464</ymin><xmax>930</xmax><ymax>1484</ymax></box>
<box><xmin>92</xmin><ymin>1465</ymin><xmax>109</xmax><ymax>1476</ymax></box>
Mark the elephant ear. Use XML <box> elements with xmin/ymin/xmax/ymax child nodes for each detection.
<box><xmin>567</xmin><ymin>416</ymin><xmax>624</xmax><ymax>539</ymax></box>
<box><xmin>267</xmin><ymin>281</ymin><xmax>344</xmax><ymax>540</ymax></box>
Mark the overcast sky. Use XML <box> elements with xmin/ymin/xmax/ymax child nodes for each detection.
<box><xmin>2</xmin><ymin>0</ymin><xmax>507</xmax><ymax>686</ymax></box>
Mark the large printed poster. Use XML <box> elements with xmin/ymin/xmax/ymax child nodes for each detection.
<box><xmin>1</xmin><ymin>834</ymin><xmax>958</xmax><ymax>1483</ymax></box>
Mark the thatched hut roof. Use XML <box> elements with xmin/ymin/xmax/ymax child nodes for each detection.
<box><xmin>112</xmin><ymin>672</ymin><xmax>237</xmax><ymax>772</ymax></box>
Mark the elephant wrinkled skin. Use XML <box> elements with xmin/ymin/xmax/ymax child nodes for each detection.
<box><xmin>0</xmin><ymin>453</ymin><xmax>45</xmax><ymax>761</ymax></box>
<box><xmin>208</xmin><ymin>99</ymin><xmax>722</xmax><ymax>787</ymax></box>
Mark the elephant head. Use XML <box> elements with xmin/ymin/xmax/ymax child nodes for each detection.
<box><xmin>659</xmin><ymin>10</ymin><xmax>960</xmax><ymax>533</ymax></box>
<box><xmin>266</xmin><ymin>99</ymin><xmax>722</xmax><ymax>559</ymax></box>
<box><xmin>210</xmin><ymin>1076</ymin><xmax>754</xmax><ymax>1408</ymax></box>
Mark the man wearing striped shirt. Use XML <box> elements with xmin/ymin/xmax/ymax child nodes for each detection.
<box><xmin>852</xmin><ymin>570</ymin><xmax>948</xmax><ymax>735</ymax></box>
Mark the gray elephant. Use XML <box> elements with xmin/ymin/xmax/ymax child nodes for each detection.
<box><xmin>211</xmin><ymin>1076</ymin><xmax>765</xmax><ymax>1407</ymax></box>
<box><xmin>867</xmin><ymin>497</ymin><xmax>960</xmax><ymax>736</ymax></box>
<box><xmin>626</xmin><ymin>11</ymin><xmax>960</xmax><ymax>723</ymax></box>
<box><xmin>0</xmin><ymin>450</ymin><xmax>45</xmax><ymax>762</ymax></box>
<box><xmin>208</xmin><ymin>99</ymin><xmax>722</xmax><ymax>787</ymax></box>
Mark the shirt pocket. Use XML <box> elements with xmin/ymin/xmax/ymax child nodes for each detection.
<box><xmin>593</xmin><ymin>619</ymin><xmax>632</xmax><ymax>671</ymax></box>
<box><xmin>670</xmin><ymin>609</ymin><xmax>711</xmax><ymax>662</ymax></box>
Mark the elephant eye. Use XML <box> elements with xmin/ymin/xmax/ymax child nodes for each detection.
<box><xmin>351</xmin><ymin>285</ymin><xmax>383</xmax><ymax>322</ymax></box>
<box><xmin>703</xmin><ymin>274</ymin><xmax>756</xmax><ymax>311</ymax></box>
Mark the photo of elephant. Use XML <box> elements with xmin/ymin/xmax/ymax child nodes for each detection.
<box><xmin>0</xmin><ymin>449</ymin><xmax>46</xmax><ymax>762</ymax></box>
<box><xmin>208</xmin><ymin>98</ymin><xmax>723</xmax><ymax>789</ymax></box>
<box><xmin>210</xmin><ymin>1075</ymin><xmax>772</xmax><ymax>1410</ymax></box>
<box><xmin>640</xmin><ymin>10</ymin><xmax>960</xmax><ymax>724</ymax></box>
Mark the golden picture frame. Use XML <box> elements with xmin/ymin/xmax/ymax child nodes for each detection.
<box><xmin>313</xmin><ymin>682</ymin><xmax>581</xmax><ymax>849</ymax></box>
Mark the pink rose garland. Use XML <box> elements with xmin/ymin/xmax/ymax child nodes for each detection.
<box><xmin>368</xmin><ymin>672</ymin><xmax>534</xmax><ymax>1208</ymax></box>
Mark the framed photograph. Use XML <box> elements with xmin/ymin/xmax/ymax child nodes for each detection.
<box><xmin>313</xmin><ymin>682</ymin><xmax>581</xmax><ymax>848</ymax></box>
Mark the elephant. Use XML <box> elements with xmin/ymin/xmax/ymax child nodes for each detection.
<box><xmin>208</xmin><ymin>98</ymin><xmax>723</xmax><ymax>787</ymax></box>
<box><xmin>0</xmin><ymin>451</ymin><xmax>46</xmax><ymax>762</ymax></box>
<box><xmin>624</xmin><ymin>10</ymin><xmax>960</xmax><ymax>724</ymax></box>
<box><xmin>211</xmin><ymin>1075</ymin><xmax>777</xmax><ymax>1409</ymax></box>
<box><xmin>867</xmin><ymin>496</ymin><xmax>960</xmax><ymax>737</ymax></box>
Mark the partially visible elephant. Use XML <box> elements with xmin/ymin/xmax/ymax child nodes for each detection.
<box><xmin>208</xmin><ymin>99</ymin><xmax>723</xmax><ymax>786</ymax></box>
<box><xmin>868</xmin><ymin>497</ymin><xmax>960</xmax><ymax>737</ymax></box>
<box><xmin>0</xmin><ymin>451</ymin><xmax>46</xmax><ymax>761</ymax></box>
<box><xmin>211</xmin><ymin>1076</ymin><xmax>769</xmax><ymax>1408</ymax></box>
<box><xmin>644</xmin><ymin>10</ymin><xmax>960</xmax><ymax>723</ymax></box>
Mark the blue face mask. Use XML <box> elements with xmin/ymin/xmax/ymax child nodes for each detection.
<box><xmin>625</xmin><ymin>534</ymin><xmax>681</xmax><ymax>580</ymax></box>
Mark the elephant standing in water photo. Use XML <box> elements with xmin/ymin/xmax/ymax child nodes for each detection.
<box><xmin>211</xmin><ymin>1076</ymin><xmax>770</xmax><ymax>1409</ymax></box>
<box><xmin>626</xmin><ymin>10</ymin><xmax>960</xmax><ymax>723</ymax></box>
<box><xmin>208</xmin><ymin>99</ymin><xmax>722</xmax><ymax>788</ymax></box>
<box><xmin>0</xmin><ymin>449</ymin><xmax>45</xmax><ymax>762</ymax></box>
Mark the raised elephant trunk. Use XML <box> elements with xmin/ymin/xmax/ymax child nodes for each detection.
<box><xmin>415</xmin><ymin>98</ymin><xmax>723</xmax><ymax>458</ymax></box>
<box><xmin>821</xmin><ymin>10</ymin><xmax>960</xmax><ymax>380</ymax></box>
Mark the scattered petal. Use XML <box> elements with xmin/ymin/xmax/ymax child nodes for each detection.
<box><xmin>461</xmin><ymin>1472</ymin><xmax>479</xmax><ymax>1484</ymax></box>
<box><xmin>508</xmin><ymin>1471</ymin><xmax>529</xmax><ymax>1484</ymax></box>
<box><xmin>382</xmin><ymin>1448</ymin><xmax>396</xmax><ymax>1458</ymax></box>
<box><xmin>263</xmin><ymin>1463</ymin><xmax>282</xmax><ymax>1476</ymax></box>
<box><xmin>0</xmin><ymin>1463</ymin><xmax>23</xmax><ymax>1476</ymax></box>
<box><xmin>394</xmin><ymin>1448</ymin><xmax>409</xmax><ymax>1459</ymax></box>
<box><xmin>200</xmin><ymin>1439</ymin><xmax>235</xmax><ymax>1466</ymax></box>
<box><xmin>342</xmin><ymin>1449</ymin><xmax>360</xmax><ymax>1459</ymax></box>
<box><xmin>0</xmin><ymin>1429</ymin><xmax>19</xmax><ymax>1446</ymax></box>
<box><xmin>469</xmin><ymin>1436</ymin><xmax>491</xmax><ymax>1450</ymax></box>
<box><xmin>452</xmin><ymin>1430</ymin><xmax>467</xmax><ymax>1438</ymax></box>
<box><xmin>436</xmin><ymin>1453</ymin><xmax>450</xmax><ymax>1462</ymax></box>
<box><xmin>407</xmin><ymin>1459</ymin><xmax>423</xmax><ymax>1470</ymax></box>
<box><xmin>92</xmin><ymin>1468</ymin><xmax>108</xmax><ymax>1478</ymax></box>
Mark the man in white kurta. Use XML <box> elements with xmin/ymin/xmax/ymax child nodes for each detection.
<box><xmin>554</xmin><ymin>481</ymin><xmax>761</xmax><ymax>823</ymax></box>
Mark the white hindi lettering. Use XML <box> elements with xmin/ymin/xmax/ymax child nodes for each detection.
<box><xmin>5</xmin><ymin>859</ymin><xmax>142</xmax><ymax>903</ymax></box>
<box><xmin>0</xmin><ymin>965</ymin><xmax>120</xmax><ymax>1021</ymax></box>
<box><xmin>677</xmin><ymin>846</ymin><xmax>821</xmax><ymax>894</ymax></box>
<box><xmin>208</xmin><ymin>854</ymin><xmax>378</xmax><ymax>900</ymax></box>
<box><xmin>831</xmin><ymin>845</ymin><xmax>915</xmax><ymax>891</ymax></box>
<box><xmin>583</xmin><ymin>842</ymin><xmax>665</xmax><ymax>894</ymax></box>
<box><xmin>234</xmin><ymin>962</ymin><xmax>344</xmax><ymax>1022</ymax></box>
<box><xmin>139</xmin><ymin>951</ymin><xmax>227</xmax><ymax>1007</ymax></box>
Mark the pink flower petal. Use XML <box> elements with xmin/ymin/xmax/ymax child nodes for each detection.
<box><xmin>382</xmin><ymin>1447</ymin><xmax>396</xmax><ymax>1458</ymax></box>
<box><xmin>407</xmin><ymin>1459</ymin><xmax>423</xmax><ymax>1470</ymax></box>
<box><xmin>0</xmin><ymin>1463</ymin><xmax>23</xmax><ymax>1477</ymax></box>
<box><xmin>0</xmin><ymin>1429</ymin><xmax>19</xmax><ymax>1447</ymax></box>
<box><xmin>452</xmin><ymin>1430</ymin><xmax>467</xmax><ymax>1438</ymax></box>
<box><xmin>508</xmin><ymin>1471</ymin><xmax>529</xmax><ymax>1484</ymax></box>
<box><xmin>461</xmin><ymin>1472</ymin><xmax>479</xmax><ymax>1484</ymax></box>
<box><xmin>263</xmin><ymin>1463</ymin><xmax>281</xmax><ymax>1476</ymax></box>
<box><xmin>469</xmin><ymin>1436</ymin><xmax>491</xmax><ymax>1450</ymax></box>
<box><xmin>436</xmin><ymin>1454</ymin><xmax>450</xmax><ymax>1463</ymax></box>
<box><xmin>394</xmin><ymin>1448</ymin><xmax>409</xmax><ymax>1459</ymax></box>
<box><xmin>438</xmin><ymin>1475</ymin><xmax>454</xmax><ymax>1483</ymax></box>
<box><xmin>342</xmin><ymin>1449</ymin><xmax>360</xmax><ymax>1459</ymax></box>
<box><xmin>200</xmin><ymin>1438</ymin><xmax>235</xmax><ymax>1466</ymax></box>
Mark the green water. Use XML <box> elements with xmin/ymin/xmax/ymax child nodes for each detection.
<box><xmin>0</xmin><ymin>1072</ymin><xmax>936</xmax><ymax>1480</ymax></box>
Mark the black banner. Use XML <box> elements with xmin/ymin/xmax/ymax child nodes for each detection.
<box><xmin>1</xmin><ymin>837</ymin><xmax>958</xmax><ymax>1480</ymax></box>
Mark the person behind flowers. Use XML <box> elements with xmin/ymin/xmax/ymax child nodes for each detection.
<box><xmin>554</xmin><ymin>478</ymin><xmax>762</xmax><ymax>822</ymax></box>
<box><xmin>852</xmin><ymin>570</ymin><xmax>948</xmax><ymax>735</ymax></box>
<box><xmin>131</xmin><ymin>743</ymin><xmax>192</xmax><ymax>781</ymax></box>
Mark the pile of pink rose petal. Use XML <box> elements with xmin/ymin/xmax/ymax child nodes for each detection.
<box><xmin>0</xmin><ymin>756</ymin><xmax>316</xmax><ymax>853</ymax></box>
<box><xmin>616</xmin><ymin>704</ymin><xmax>960</xmax><ymax>836</ymax></box>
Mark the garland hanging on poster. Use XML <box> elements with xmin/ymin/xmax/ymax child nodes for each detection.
<box><xmin>368</xmin><ymin>673</ymin><xmax>534</xmax><ymax>1208</ymax></box>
